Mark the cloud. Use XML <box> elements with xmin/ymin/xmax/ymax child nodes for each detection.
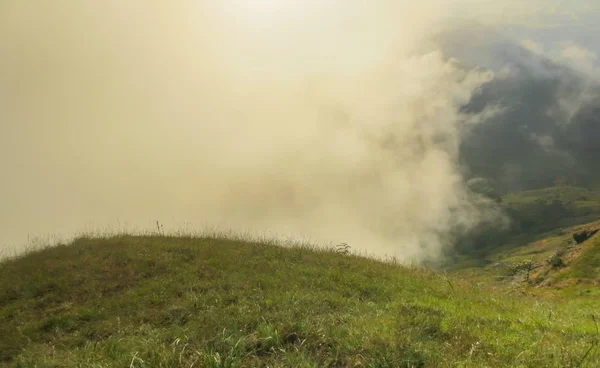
<box><xmin>441</xmin><ymin>21</ymin><xmax>600</xmax><ymax>194</ymax></box>
<box><xmin>557</xmin><ymin>42</ymin><xmax>600</xmax><ymax>78</ymax></box>
<box><xmin>520</xmin><ymin>39</ymin><xmax>545</xmax><ymax>55</ymax></box>
<box><xmin>529</xmin><ymin>41</ymin><xmax>600</xmax><ymax>126</ymax></box>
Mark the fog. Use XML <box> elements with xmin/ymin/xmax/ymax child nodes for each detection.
<box><xmin>1</xmin><ymin>1</ymin><xmax>597</xmax><ymax>260</ymax></box>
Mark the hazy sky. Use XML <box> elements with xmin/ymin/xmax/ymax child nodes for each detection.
<box><xmin>1</xmin><ymin>1</ymin><xmax>599</xmax><ymax>260</ymax></box>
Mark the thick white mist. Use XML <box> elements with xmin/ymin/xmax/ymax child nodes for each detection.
<box><xmin>0</xmin><ymin>1</ymin><xmax>522</xmax><ymax>260</ymax></box>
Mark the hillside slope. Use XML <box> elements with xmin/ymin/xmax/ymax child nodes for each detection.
<box><xmin>449</xmin><ymin>186</ymin><xmax>600</xmax><ymax>290</ymax></box>
<box><xmin>455</xmin><ymin>186</ymin><xmax>600</xmax><ymax>258</ymax></box>
<box><xmin>502</xmin><ymin>187</ymin><xmax>600</xmax><ymax>232</ymax></box>
<box><xmin>1</xmin><ymin>236</ymin><xmax>600</xmax><ymax>367</ymax></box>
<box><xmin>453</xmin><ymin>218</ymin><xmax>600</xmax><ymax>289</ymax></box>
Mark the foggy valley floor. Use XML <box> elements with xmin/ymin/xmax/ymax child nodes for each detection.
<box><xmin>2</xmin><ymin>232</ymin><xmax>600</xmax><ymax>367</ymax></box>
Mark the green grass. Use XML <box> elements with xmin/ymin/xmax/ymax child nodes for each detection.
<box><xmin>453</xmin><ymin>186</ymin><xmax>600</xmax><ymax>265</ymax></box>
<box><xmin>502</xmin><ymin>186</ymin><xmax>600</xmax><ymax>233</ymax></box>
<box><xmin>2</xmin><ymin>235</ymin><xmax>600</xmax><ymax>367</ymax></box>
<box><xmin>502</xmin><ymin>187</ymin><xmax>600</xmax><ymax>206</ymax></box>
<box><xmin>553</xmin><ymin>234</ymin><xmax>600</xmax><ymax>284</ymax></box>
<box><xmin>449</xmin><ymin>217</ymin><xmax>600</xmax><ymax>288</ymax></box>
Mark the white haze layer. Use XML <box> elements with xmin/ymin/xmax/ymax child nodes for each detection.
<box><xmin>1</xmin><ymin>1</ymin><xmax>573</xmax><ymax>260</ymax></box>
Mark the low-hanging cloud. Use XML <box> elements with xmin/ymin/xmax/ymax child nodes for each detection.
<box><xmin>448</xmin><ymin>20</ymin><xmax>600</xmax><ymax>193</ymax></box>
<box><xmin>1</xmin><ymin>1</ymin><xmax>570</xmax><ymax>260</ymax></box>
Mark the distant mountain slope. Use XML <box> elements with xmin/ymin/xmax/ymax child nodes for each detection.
<box><xmin>2</xmin><ymin>235</ymin><xmax>600</xmax><ymax>367</ymax></box>
<box><xmin>454</xmin><ymin>186</ymin><xmax>600</xmax><ymax>257</ymax></box>
<box><xmin>502</xmin><ymin>186</ymin><xmax>600</xmax><ymax>232</ymax></box>
<box><xmin>450</xmin><ymin>203</ymin><xmax>600</xmax><ymax>290</ymax></box>
<box><xmin>439</xmin><ymin>26</ymin><xmax>600</xmax><ymax>193</ymax></box>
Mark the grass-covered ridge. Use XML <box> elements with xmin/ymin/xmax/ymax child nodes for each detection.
<box><xmin>1</xmin><ymin>235</ymin><xmax>600</xmax><ymax>367</ymax></box>
<box><xmin>448</xmin><ymin>185</ymin><xmax>600</xmax><ymax>289</ymax></box>
<box><xmin>454</xmin><ymin>186</ymin><xmax>600</xmax><ymax>259</ymax></box>
<box><xmin>502</xmin><ymin>186</ymin><xmax>600</xmax><ymax>231</ymax></box>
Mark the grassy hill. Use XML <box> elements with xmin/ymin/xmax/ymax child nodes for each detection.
<box><xmin>2</xmin><ymin>235</ymin><xmax>600</xmax><ymax>367</ymax></box>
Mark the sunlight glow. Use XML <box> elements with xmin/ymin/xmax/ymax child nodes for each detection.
<box><xmin>227</xmin><ymin>0</ymin><xmax>298</xmax><ymax>18</ymax></box>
